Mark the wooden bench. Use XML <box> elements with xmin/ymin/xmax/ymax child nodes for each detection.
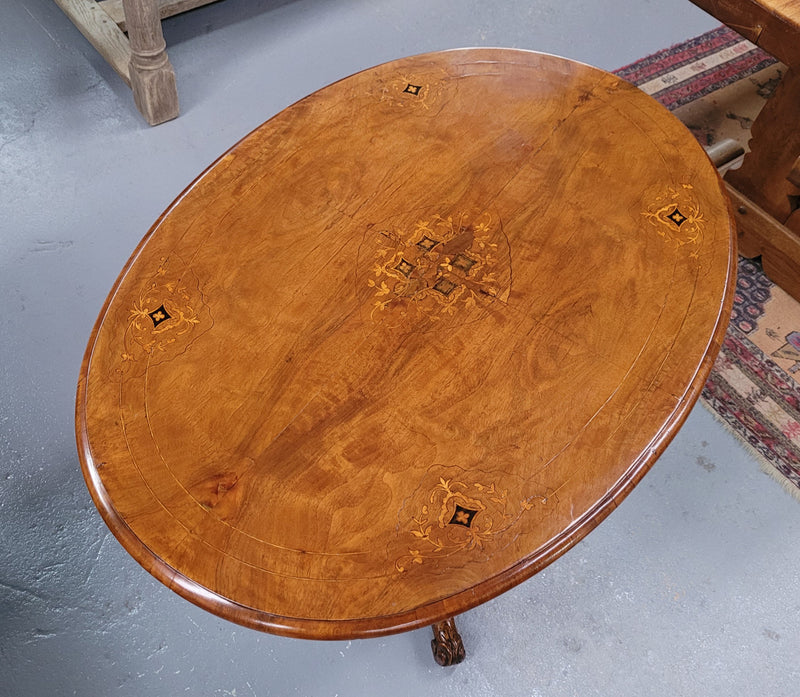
<box><xmin>690</xmin><ymin>0</ymin><xmax>800</xmax><ymax>300</ymax></box>
<box><xmin>55</xmin><ymin>0</ymin><xmax>221</xmax><ymax>125</ymax></box>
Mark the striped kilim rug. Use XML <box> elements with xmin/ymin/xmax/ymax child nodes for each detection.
<box><xmin>615</xmin><ymin>27</ymin><xmax>800</xmax><ymax>499</ymax></box>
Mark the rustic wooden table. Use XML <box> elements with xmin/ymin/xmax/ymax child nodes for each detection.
<box><xmin>76</xmin><ymin>48</ymin><xmax>735</xmax><ymax>665</ymax></box>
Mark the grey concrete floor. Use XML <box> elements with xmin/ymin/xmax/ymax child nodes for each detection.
<box><xmin>3</xmin><ymin>0</ymin><xmax>800</xmax><ymax>695</ymax></box>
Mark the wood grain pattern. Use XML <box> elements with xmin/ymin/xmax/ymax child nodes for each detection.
<box><xmin>122</xmin><ymin>0</ymin><xmax>179</xmax><ymax>125</ymax></box>
<box><xmin>690</xmin><ymin>0</ymin><xmax>800</xmax><ymax>68</ymax></box>
<box><xmin>55</xmin><ymin>0</ymin><xmax>199</xmax><ymax>124</ymax></box>
<box><xmin>54</xmin><ymin>0</ymin><xmax>132</xmax><ymax>83</ymax></box>
<box><xmin>99</xmin><ymin>0</ymin><xmax>220</xmax><ymax>32</ymax></box>
<box><xmin>76</xmin><ymin>49</ymin><xmax>735</xmax><ymax>640</ymax></box>
<box><xmin>726</xmin><ymin>184</ymin><xmax>800</xmax><ymax>299</ymax></box>
<box><xmin>725</xmin><ymin>68</ymin><xmax>800</xmax><ymax>225</ymax></box>
<box><xmin>690</xmin><ymin>0</ymin><xmax>800</xmax><ymax>301</ymax></box>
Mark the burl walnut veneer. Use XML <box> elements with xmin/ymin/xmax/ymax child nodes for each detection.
<box><xmin>76</xmin><ymin>49</ymin><xmax>735</xmax><ymax>665</ymax></box>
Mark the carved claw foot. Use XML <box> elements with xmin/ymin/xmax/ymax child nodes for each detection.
<box><xmin>431</xmin><ymin>617</ymin><xmax>466</xmax><ymax>666</ymax></box>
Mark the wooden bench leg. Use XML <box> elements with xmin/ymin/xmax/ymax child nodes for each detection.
<box><xmin>431</xmin><ymin>617</ymin><xmax>466</xmax><ymax>666</ymax></box>
<box><xmin>122</xmin><ymin>0</ymin><xmax>179</xmax><ymax>125</ymax></box>
<box><xmin>725</xmin><ymin>68</ymin><xmax>800</xmax><ymax>226</ymax></box>
<box><xmin>721</xmin><ymin>67</ymin><xmax>800</xmax><ymax>301</ymax></box>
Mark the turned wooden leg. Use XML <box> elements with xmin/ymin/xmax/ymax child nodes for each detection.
<box><xmin>122</xmin><ymin>0</ymin><xmax>179</xmax><ymax>125</ymax></box>
<box><xmin>722</xmin><ymin>67</ymin><xmax>800</xmax><ymax>302</ymax></box>
<box><xmin>430</xmin><ymin>617</ymin><xmax>466</xmax><ymax>666</ymax></box>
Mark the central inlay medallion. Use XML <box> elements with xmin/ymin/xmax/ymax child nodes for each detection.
<box><xmin>367</xmin><ymin>209</ymin><xmax>512</xmax><ymax>323</ymax></box>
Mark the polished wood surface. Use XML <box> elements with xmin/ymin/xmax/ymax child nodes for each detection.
<box><xmin>76</xmin><ymin>48</ymin><xmax>735</xmax><ymax>640</ymax></box>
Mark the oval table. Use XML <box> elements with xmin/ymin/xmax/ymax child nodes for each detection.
<box><xmin>76</xmin><ymin>48</ymin><xmax>735</xmax><ymax>666</ymax></box>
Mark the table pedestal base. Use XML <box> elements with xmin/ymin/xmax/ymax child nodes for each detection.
<box><xmin>431</xmin><ymin>617</ymin><xmax>466</xmax><ymax>666</ymax></box>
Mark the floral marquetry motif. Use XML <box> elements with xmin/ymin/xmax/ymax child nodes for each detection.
<box><xmin>148</xmin><ymin>304</ymin><xmax>171</xmax><ymax>327</ymax></box>
<box><xmin>370</xmin><ymin>70</ymin><xmax>447</xmax><ymax>111</ymax></box>
<box><xmin>117</xmin><ymin>257</ymin><xmax>213</xmax><ymax>376</ymax></box>
<box><xmin>394</xmin><ymin>473</ymin><xmax>552</xmax><ymax>572</ymax></box>
<box><xmin>367</xmin><ymin>210</ymin><xmax>511</xmax><ymax>324</ymax></box>
<box><xmin>643</xmin><ymin>184</ymin><xmax>705</xmax><ymax>255</ymax></box>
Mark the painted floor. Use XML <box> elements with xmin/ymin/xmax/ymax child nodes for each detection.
<box><xmin>2</xmin><ymin>1</ymin><xmax>800</xmax><ymax>695</ymax></box>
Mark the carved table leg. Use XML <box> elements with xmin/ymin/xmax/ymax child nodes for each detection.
<box><xmin>121</xmin><ymin>0</ymin><xmax>179</xmax><ymax>125</ymax></box>
<box><xmin>431</xmin><ymin>617</ymin><xmax>466</xmax><ymax>666</ymax></box>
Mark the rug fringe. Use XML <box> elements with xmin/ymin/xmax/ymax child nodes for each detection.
<box><xmin>699</xmin><ymin>399</ymin><xmax>800</xmax><ymax>502</ymax></box>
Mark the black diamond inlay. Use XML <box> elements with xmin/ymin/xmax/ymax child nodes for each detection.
<box><xmin>149</xmin><ymin>304</ymin><xmax>171</xmax><ymax>327</ymax></box>
<box><xmin>403</xmin><ymin>83</ymin><xmax>422</xmax><ymax>95</ymax></box>
<box><xmin>433</xmin><ymin>277</ymin><xmax>457</xmax><ymax>296</ymax></box>
<box><xmin>451</xmin><ymin>254</ymin><xmax>476</xmax><ymax>274</ymax></box>
<box><xmin>449</xmin><ymin>505</ymin><xmax>479</xmax><ymax>528</ymax></box>
<box><xmin>667</xmin><ymin>207</ymin><xmax>688</xmax><ymax>227</ymax></box>
<box><xmin>416</xmin><ymin>235</ymin><xmax>441</xmax><ymax>252</ymax></box>
<box><xmin>395</xmin><ymin>258</ymin><xmax>415</xmax><ymax>277</ymax></box>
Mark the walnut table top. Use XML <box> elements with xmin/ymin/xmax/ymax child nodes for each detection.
<box><xmin>76</xmin><ymin>48</ymin><xmax>735</xmax><ymax>641</ymax></box>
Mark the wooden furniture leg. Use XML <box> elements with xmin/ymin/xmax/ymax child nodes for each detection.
<box><xmin>121</xmin><ymin>0</ymin><xmax>179</xmax><ymax>125</ymax></box>
<box><xmin>726</xmin><ymin>184</ymin><xmax>800</xmax><ymax>299</ymax></box>
<box><xmin>56</xmin><ymin>0</ymin><xmax>220</xmax><ymax>125</ymax></box>
<box><xmin>726</xmin><ymin>68</ymin><xmax>800</xmax><ymax>224</ymax></box>
<box><xmin>722</xmin><ymin>68</ymin><xmax>800</xmax><ymax>300</ymax></box>
<box><xmin>430</xmin><ymin>617</ymin><xmax>466</xmax><ymax>666</ymax></box>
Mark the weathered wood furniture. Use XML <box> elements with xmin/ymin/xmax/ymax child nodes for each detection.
<box><xmin>76</xmin><ymin>49</ymin><xmax>735</xmax><ymax>664</ymax></box>
<box><xmin>690</xmin><ymin>1</ymin><xmax>800</xmax><ymax>300</ymax></box>
<box><xmin>54</xmin><ymin>0</ymin><xmax>221</xmax><ymax>125</ymax></box>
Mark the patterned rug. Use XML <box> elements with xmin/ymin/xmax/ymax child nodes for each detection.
<box><xmin>615</xmin><ymin>27</ymin><xmax>800</xmax><ymax>499</ymax></box>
